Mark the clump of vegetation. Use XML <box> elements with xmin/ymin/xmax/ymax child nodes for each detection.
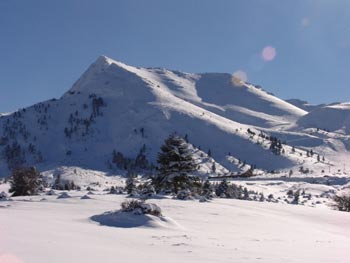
<box><xmin>214</xmin><ymin>179</ymin><xmax>251</xmax><ymax>200</ymax></box>
<box><xmin>109</xmin><ymin>186</ymin><xmax>124</xmax><ymax>194</ymax></box>
<box><xmin>121</xmin><ymin>199</ymin><xmax>162</xmax><ymax>217</ymax></box>
<box><xmin>332</xmin><ymin>193</ymin><xmax>350</xmax><ymax>212</ymax></box>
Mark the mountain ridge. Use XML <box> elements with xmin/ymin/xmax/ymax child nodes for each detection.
<box><xmin>0</xmin><ymin>55</ymin><xmax>349</xmax><ymax>177</ymax></box>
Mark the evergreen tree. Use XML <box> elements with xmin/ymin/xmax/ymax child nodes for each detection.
<box><xmin>243</xmin><ymin>187</ymin><xmax>249</xmax><ymax>200</ymax></box>
<box><xmin>9</xmin><ymin>167</ymin><xmax>43</xmax><ymax>196</ymax></box>
<box><xmin>184</xmin><ymin>134</ymin><xmax>189</xmax><ymax>143</ymax></box>
<box><xmin>139</xmin><ymin>182</ymin><xmax>156</xmax><ymax>199</ymax></box>
<box><xmin>202</xmin><ymin>180</ymin><xmax>213</xmax><ymax>198</ymax></box>
<box><xmin>154</xmin><ymin>134</ymin><xmax>199</xmax><ymax>193</ymax></box>
<box><xmin>211</xmin><ymin>162</ymin><xmax>216</xmax><ymax>173</ymax></box>
<box><xmin>125</xmin><ymin>172</ymin><xmax>137</xmax><ymax>195</ymax></box>
<box><xmin>207</xmin><ymin>149</ymin><xmax>212</xmax><ymax>157</ymax></box>
<box><xmin>53</xmin><ymin>174</ymin><xmax>63</xmax><ymax>190</ymax></box>
<box><xmin>215</xmin><ymin>179</ymin><xmax>228</xmax><ymax>197</ymax></box>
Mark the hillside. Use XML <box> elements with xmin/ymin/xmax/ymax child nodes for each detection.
<box><xmin>285</xmin><ymin>99</ymin><xmax>326</xmax><ymax>112</ymax></box>
<box><xmin>297</xmin><ymin>103</ymin><xmax>350</xmax><ymax>134</ymax></box>
<box><xmin>0</xmin><ymin>55</ymin><xmax>349</xmax><ymax>177</ymax></box>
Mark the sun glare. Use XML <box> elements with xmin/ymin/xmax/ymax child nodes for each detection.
<box><xmin>261</xmin><ymin>46</ymin><xmax>277</xmax><ymax>61</ymax></box>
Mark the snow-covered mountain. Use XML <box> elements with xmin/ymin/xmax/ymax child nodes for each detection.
<box><xmin>0</xmin><ymin>55</ymin><xmax>349</xmax><ymax>177</ymax></box>
<box><xmin>285</xmin><ymin>99</ymin><xmax>326</xmax><ymax>112</ymax></box>
<box><xmin>298</xmin><ymin>103</ymin><xmax>350</xmax><ymax>133</ymax></box>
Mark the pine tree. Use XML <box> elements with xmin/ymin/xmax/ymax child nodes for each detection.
<box><xmin>202</xmin><ymin>180</ymin><xmax>213</xmax><ymax>198</ymax></box>
<box><xmin>125</xmin><ymin>172</ymin><xmax>137</xmax><ymax>195</ymax></box>
<box><xmin>154</xmin><ymin>134</ymin><xmax>198</xmax><ymax>193</ymax></box>
<box><xmin>211</xmin><ymin>162</ymin><xmax>216</xmax><ymax>173</ymax></box>
<box><xmin>9</xmin><ymin>167</ymin><xmax>43</xmax><ymax>196</ymax></box>
<box><xmin>215</xmin><ymin>179</ymin><xmax>228</xmax><ymax>197</ymax></box>
<box><xmin>243</xmin><ymin>187</ymin><xmax>249</xmax><ymax>200</ymax></box>
<box><xmin>53</xmin><ymin>174</ymin><xmax>63</xmax><ymax>190</ymax></box>
<box><xmin>139</xmin><ymin>182</ymin><xmax>156</xmax><ymax>199</ymax></box>
<box><xmin>207</xmin><ymin>149</ymin><xmax>212</xmax><ymax>157</ymax></box>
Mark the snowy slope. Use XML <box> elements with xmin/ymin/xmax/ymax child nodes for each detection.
<box><xmin>0</xmin><ymin>55</ymin><xmax>349</xmax><ymax>177</ymax></box>
<box><xmin>286</xmin><ymin>99</ymin><xmax>326</xmax><ymax>112</ymax></box>
<box><xmin>297</xmin><ymin>103</ymin><xmax>350</xmax><ymax>133</ymax></box>
<box><xmin>1</xmin><ymin>192</ymin><xmax>350</xmax><ymax>263</ymax></box>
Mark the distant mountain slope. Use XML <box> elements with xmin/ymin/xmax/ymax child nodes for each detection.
<box><xmin>286</xmin><ymin>99</ymin><xmax>326</xmax><ymax>112</ymax></box>
<box><xmin>0</xmin><ymin>56</ymin><xmax>349</xmax><ymax>177</ymax></box>
<box><xmin>297</xmin><ymin>103</ymin><xmax>350</xmax><ymax>133</ymax></box>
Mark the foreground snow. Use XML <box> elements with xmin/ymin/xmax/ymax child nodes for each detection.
<box><xmin>1</xmin><ymin>191</ymin><xmax>350</xmax><ymax>263</ymax></box>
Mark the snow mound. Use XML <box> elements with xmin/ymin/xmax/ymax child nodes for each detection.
<box><xmin>57</xmin><ymin>192</ymin><xmax>71</xmax><ymax>199</ymax></box>
<box><xmin>90</xmin><ymin>210</ymin><xmax>178</xmax><ymax>229</ymax></box>
<box><xmin>81</xmin><ymin>195</ymin><xmax>91</xmax><ymax>199</ymax></box>
<box><xmin>46</xmin><ymin>189</ymin><xmax>56</xmax><ymax>196</ymax></box>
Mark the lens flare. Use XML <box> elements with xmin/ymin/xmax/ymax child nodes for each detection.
<box><xmin>231</xmin><ymin>70</ymin><xmax>247</xmax><ymax>86</ymax></box>
<box><xmin>261</xmin><ymin>46</ymin><xmax>276</xmax><ymax>61</ymax></box>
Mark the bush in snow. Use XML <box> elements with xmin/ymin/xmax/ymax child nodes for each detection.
<box><xmin>176</xmin><ymin>189</ymin><xmax>193</xmax><ymax>200</ymax></box>
<box><xmin>287</xmin><ymin>189</ymin><xmax>294</xmax><ymax>198</ymax></box>
<box><xmin>259</xmin><ymin>193</ymin><xmax>265</xmax><ymax>202</ymax></box>
<box><xmin>225</xmin><ymin>184</ymin><xmax>242</xmax><ymax>199</ymax></box>
<box><xmin>52</xmin><ymin>174</ymin><xmax>79</xmax><ymax>191</ymax></box>
<box><xmin>199</xmin><ymin>196</ymin><xmax>209</xmax><ymax>202</ymax></box>
<box><xmin>64</xmin><ymin>181</ymin><xmax>79</xmax><ymax>191</ymax></box>
<box><xmin>332</xmin><ymin>193</ymin><xmax>350</xmax><ymax>212</ymax></box>
<box><xmin>9</xmin><ymin>166</ymin><xmax>43</xmax><ymax>197</ymax></box>
<box><xmin>121</xmin><ymin>199</ymin><xmax>162</xmax><ymax>217</ymax></box>
<box><xmin>153</xmin><ymin>134</ymin><xmax>200</xmax><ymax>194</ymax></box>
<box><xmin>138</xmin><ymin>182</ymin><xmax>156</xmax><ymax>199</ymax></box>
<box><xmin>46</xmin><ymin>189</ymin><xmax>56</xmax><ymax>196</ymax></box>
<box><xmin>214</xmin><ymin>180</ymin><xmax>253</xmax><ymax>200</ymax></box>
<box><xmin>109</xmin><ymin>186</ymin><xmax>124</xmax><ymax>194</ymax></box>
<box><xmin>52</xmin><ymin>174</ymin><xmax>64</xmax><ymax>190</ymax></box>
<box><xmin>291</xmin><ymin>190</ymin><xmax>300</xmax><ymax>205</ymax></box>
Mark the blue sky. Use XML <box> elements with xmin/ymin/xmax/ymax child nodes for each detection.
<box><xmin>1</xmin><ymin>0</ymin><xmax>350</xmax><ymax>112</ymax></box>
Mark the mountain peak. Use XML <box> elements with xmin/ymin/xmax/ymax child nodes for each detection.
<box><xmin>95</xmin><ymin>55</ymin><xmax>121</xmax><ymax>66</ymax></box>
<box><xmin>63</xmin><ymin>55</ymin><xmax>138</xmax><ymax>96</ymax></box>
<box><xmin>94</xmin><ymin>55</ymin><xmax>112</xmax><ymax>66</ymax></box>
<box><xmin>93</xmin><ymin>55</ymin><xmax>132</xmax><ymax>71</ymax></box>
